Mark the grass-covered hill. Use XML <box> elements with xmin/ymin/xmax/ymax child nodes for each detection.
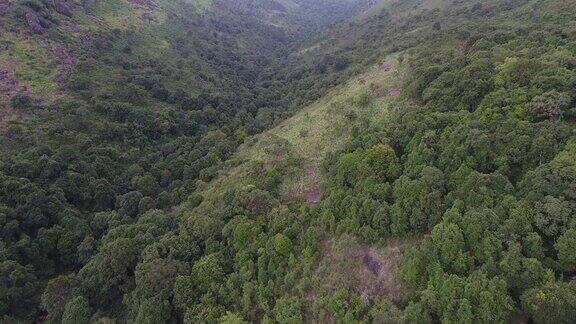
<box><xmin>3</xmin><ymin>0</ymin><xmax>576</xmax><ymax>323</ymax></box>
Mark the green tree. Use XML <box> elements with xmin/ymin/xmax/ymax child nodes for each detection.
<box><xmin>522</xmin><ymin>280</ymin><xmax>576</xmax><ymax>324</ymax></box>
<box><xmin>192</xmin><ymin>253</ymin><xmax>224</xmax><ymax>292</ymax></box>
<box><xmin>403</xmin><ymin>302</ymin><xmax>431</xmax><ymax>324</ymax></box>
<box><xmin>219</xmin><ymin>312</ymin><xmax>248</xmax><ymax>324</ymax></box>
<box><xmin>430</xmin><ymin>222</ymin><xmax>470</xmax><ymax>274</ymax></box>
<box><xmin>273</xmin><ymin>297</ymin><xmax>302</xmax><ymax>324</ymax></box>
<box><xmin>555</xmin><ymin>229</ymin><xmax>576</xmax><ymax>272</ymax></box>
<box><xmin>118</xmin><ymin>191</ymin><xmax>144</xmax><ymax>217</ymax></box>
<box><xmin>62</xmin><ymin>296</ymin><xmax>91</xmax><ymax>324</ymax></box>
<box><xmin>41</xmin><ymin>274</ymin><xmax>79</xmax><ymax>322</ymax></box>
<box><xmin>0</xmin><ymin>261</ymin><xmax>40</xmax><ymax>317</ymax></box>
<box><xmin>134</xmin><ymin>297</ymin><xmax>172</xmax><ymax>324</ymax></box>
<box><xmin>273</xmin><ymin>234</ymin><xmax>293</xmax><ymax>256</ymax></box>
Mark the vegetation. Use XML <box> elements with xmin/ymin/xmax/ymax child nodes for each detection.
<box><xmin>2</xmin><ymin>0</ymin><xmax>576</xmax><ymax>323</ymax></box>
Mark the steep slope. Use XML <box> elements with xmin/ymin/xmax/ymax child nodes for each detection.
<box><xmin>163</xmin><ymin>54</ymin><xmax>404</xmax><ymax>323</ymax></box>
<box><xmin>194</xmin><ymin>54</ymin><xmax>401</xmax><ymax>207</ymax></box>
<box><xmin>3</xmin><ymin>0</ymin><xmax>576</xmax><ymax>323</ymax></box>
<box><xmin>99</xmin><ymin>0</ymin><xmax>576</xmax><ymax>322</ymax></box>
<box><xmin>0</xmin><ymin>0</ymin><xmax>380</xmax><ymax>321</ymax></box>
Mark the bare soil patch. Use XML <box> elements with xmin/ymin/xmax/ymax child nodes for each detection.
<box><xmin>370</xmin><ymin>84</ymin><xmax>400</xmax><ymax>99</ymax></box>
<box><xmin>387</xmin><ymin>87</ymin><xmax>400</xmax><ymax>97</ymax></box>
<box><xmin>304</xmin><ymin>186</ymin><xmax>321</xmax><ymax>203</ymax></box>
<box><xmin>379</xmin><ymin>60</ymin><xmax>395</xmax><ymax>72</ymax></box>
<box><xmin>286</xmin><ymin>166</ymin><xmax>323</xmax><ymax>203</ymax></box>
<box><xmin>312</xmin><ymin>238</ymin><xmax>416</xmax><ymax>304</ymax></box>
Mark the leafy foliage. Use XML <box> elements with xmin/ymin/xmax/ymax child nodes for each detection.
<box><xmin>2</xmin><ymin>0</ymin><xmax>576</xmax><ymax>322</ymax></box>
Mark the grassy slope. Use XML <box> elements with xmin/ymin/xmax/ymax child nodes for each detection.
<box><xmin>188</xmin><ymin>53</ymin><xmax>402</xmax><ymax>216</ymax></box>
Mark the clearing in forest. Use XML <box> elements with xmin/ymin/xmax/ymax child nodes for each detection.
<box><xmin>193</xmin><ymin>54</ymin><xmax>403</xmax><ymax>207</ymax></box>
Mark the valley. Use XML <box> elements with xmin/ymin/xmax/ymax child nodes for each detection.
<box><xmin>2</xmin><ymin>0</ymin><xmax>576</xmax><ymax>323</ymax></box>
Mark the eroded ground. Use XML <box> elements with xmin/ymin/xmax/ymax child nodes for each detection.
<box><xmin>312</xmin><ymin>237</ymin><xmax>416</xmax><ymax>304</ymax></box>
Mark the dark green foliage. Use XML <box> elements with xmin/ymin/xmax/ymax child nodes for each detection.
<box><xmin>555</xmin><ymin>229</ymin><xmax>576</xmax><ymax>272</ymax></box>
<box><xmin>3</xmin><ymin>0</ymin><xmax>576</xmax><ymax>322</ymax></box>
<box><xmin>61</xmin><ymin>296</ymin><xmax>91</xmax><ymax>324</ymax></box>
<box><xmin>521</xmin><ymin>280</ymin><xmax>576</xmax><ymax>324</ymax></box>
<box><xmin>273</xmin><ymin>297</ymin><xmax>303</xmax><ymax>324</ymax></box>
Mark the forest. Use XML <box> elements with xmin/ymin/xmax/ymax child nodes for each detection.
<box><xmin>1</xmin><ymin>0</ymin><xmax>576</xmax><ymax>323</ymax></box>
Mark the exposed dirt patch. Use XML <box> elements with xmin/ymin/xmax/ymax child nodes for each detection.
<box><xmin>129</xmin><ymin>0</ymin><xmax>157</xmax><ymax>9</ymax></box>
<box><xmin>53</xmin><ymin>0</ymin><xmax>73</xmax><ymax>17</ymax></box>
<box><xmin>312</xmin><ymin>238</ymin><xmax>416</xmax><ymax>304</ymax></box>
<box><xmin>379</xmin><ymin>60</ymin><xmax>395</xmax><ymax>72</ymax></box>
<box><xmin>370</xmin><ymin>83</ymin><xmax>386</xmax><ymax>99</ymax></box>
<box><xmin>354</xmin><ymin>244</ymin><xmax>405</xmax><ymax>302</ymax></box>
<box><xmin>370</xmin><ymin>83</ymin><xmax>400</xmax><ymax>99</ymax></box>
<box><xmin>42</xmin><ymin>42</ymin><xmax>77</xmax><ymax>87</ymax></box>
<box><xmin>304</xmin><ymin>186</ymin><xmax>321</xmax><ymax>203</ymax></box>
<box><xmin>509</xmin><ymin>315</ymin><xmax>530</xmax><ymax>324</ymax></box>
<box><xmin>286</xmin><ymin>166</ymin><xmax>322</xmax><ymax>203</ymax></box>
<box><xmin>60</xmin><ymin>20</ymin><xmax>93</xmax><ymax>45</ymax></box>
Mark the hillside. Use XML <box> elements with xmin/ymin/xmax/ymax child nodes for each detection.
<box><xmin>3</xmin><ymin>0</ymin><xmax>576</xmax><ymax>323</ymax></box>
<box><xmin>0</xmin><ymin>0</ymin><xmax>379</xmax><ymax>321</ymax></box>
<box><xmin>167</xmin><ymin>0</ymin><xmax>576</xmax><ymax>322</ymax></box>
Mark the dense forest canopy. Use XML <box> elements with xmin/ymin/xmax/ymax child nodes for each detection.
<box><xmin>2</xmin><ymin>0</ymin><xmax>576</xmax><ymax>323</ymax></box>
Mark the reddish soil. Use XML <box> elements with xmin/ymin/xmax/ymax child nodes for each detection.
<box><xmin>42</xmin><ymin>42</ymin><xmax>77</xmax><ymax>87</ymax></box>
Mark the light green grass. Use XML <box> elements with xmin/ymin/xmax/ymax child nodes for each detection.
<box><xmin>0</xmin><ymin>38</ymin><xmax>58</xmax><ymax>96</ymax></box>
<box><xmin>190</xmin><ymin>54</ymin><xmax>403</xmax><ymax>209</ymax></box>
